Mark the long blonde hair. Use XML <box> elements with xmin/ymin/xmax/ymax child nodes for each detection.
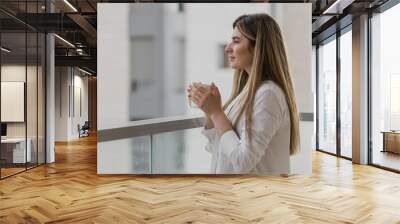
<box><xmin>224</xmin><ymin>13</ymin><xmax>300</xmax><ymax>155</ymax></box>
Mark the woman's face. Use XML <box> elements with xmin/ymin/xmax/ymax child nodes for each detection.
<box><xmin>225</xmin><ymin>27</ymin><xmax>254</xmax><ymax>72</ymax></box>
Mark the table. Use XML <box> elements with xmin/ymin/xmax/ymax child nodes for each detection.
<box><xmin>1</xmin><ymin>138</ymin><xmax>31</xmax><ymax>164</ymax></box>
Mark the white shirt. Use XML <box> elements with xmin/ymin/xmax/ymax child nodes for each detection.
<box><xmin>201</xmin><ymin>81</ymin><xmax>291</xmax><ymax>175</ymax></box>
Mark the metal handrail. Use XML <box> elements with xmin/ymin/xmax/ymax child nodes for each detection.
<box><xmin>98</xmin><ymin>115</ymin><xmax>205</xmax><ymax>142</ymax></box>
<box><xmin>97</xmin><ymin>112</ymin><xmax>313</xmax><ymax>143</ymax></box>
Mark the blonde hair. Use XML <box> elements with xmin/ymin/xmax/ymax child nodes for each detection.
<box><xmin>224</xmin><ymin>13</ymin><xmax>300</xmax><ymax>155</ymax></box>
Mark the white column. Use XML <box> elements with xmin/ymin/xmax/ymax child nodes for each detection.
<box><xmin>46</xmin><ymin>32</ymin><xmax>55</xmax><ymax>163</ymax></box>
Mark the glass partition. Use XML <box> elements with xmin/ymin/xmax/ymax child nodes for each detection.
<box><xmin>98</xmin><ymin>126</ymin><xmax>212</xmax><ymax>174</ymax></box>
<box><xmin>0</xmin><ymin>1</ymin><xmax>46</xmax><ymax>179</ymax></box>
<box><xmin>1</xmin><ymin>31</ymin><xmax>28</xmax><ymax>178</ymax></box>
<box><xmin>27</xmin><ymin>31</ymin><xmax>38</xmax><ymax>169</ymax></box>
<box><xmin>97</xmin><ymin>136</ymin><xmax>151</xmax><ymax>174</ymax></box>
<box><xmin>152</xmin><ymin>127</ymin><xmax>211</xmax><ymax>174</ymax></box>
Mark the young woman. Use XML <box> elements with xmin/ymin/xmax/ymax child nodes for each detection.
<box><xmin>187</xmin><ymin>13</ymin><xmax>300</xmax><ymax>175</ymax></box>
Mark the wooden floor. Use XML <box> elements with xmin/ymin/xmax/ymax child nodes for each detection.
<box><xmin>0</xmin><ymin>167</ymin><xmax>26</xmax><ymax>178</ymax></box>
<box><xmin>373</xmin><ymin>150</ymin><xmax>400</xmax><ymax>171</ymax></box>
<box><xmin>1</xmin><ymin>134</ymin><xmax>400</xmax><ymax>223</ymax></box>
<box><xmin>1</xmin><ymin>163</ymin><xmax>46</xmax><ymax>178</ymax></box>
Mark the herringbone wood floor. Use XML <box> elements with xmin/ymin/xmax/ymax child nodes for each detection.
<box><xmin>1</xmin><ymin>134</ymin><xmax>400</xmax><ymax>224</ymax></box>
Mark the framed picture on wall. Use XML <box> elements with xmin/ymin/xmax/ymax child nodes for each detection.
<box><xmin>1</xmin><ymin>81</ymin><xmax>25</xmax><ymax>122</ymax></box>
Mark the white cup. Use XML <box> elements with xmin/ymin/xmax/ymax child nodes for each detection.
<box><xmin>188</xmin><ymin>83</ymin><xmax>211</xmax><ymax>108</ymax></box>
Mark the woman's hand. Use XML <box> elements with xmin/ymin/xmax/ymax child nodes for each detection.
<box><xmin>187</xmin><ymin>82</ymin><xmax>222</xmax><ymax>117</ymax></box>
<box><xmin>187</xmin><ymin>82</ymin><xmax>232</xmax><ymax>136</ymax></box>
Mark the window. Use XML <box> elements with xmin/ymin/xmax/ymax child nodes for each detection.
<box><xmin>390</xmin><ymin>74</ymin><xmax>400</xmax><ymax>130</ymax></box>
<box><xmin>317</xmin><ymin>36</ymin><xmax>337</xmax><ymax>155</ymax></box>
<box><xmin>340</xmin><ymin>28</ymin><xmax>352</xmax><ymax>158</ymax></box>
<box><xmin>371</xmin><ymin>3</ymin><xmax>400</xmax><ymax>171</ymax></box>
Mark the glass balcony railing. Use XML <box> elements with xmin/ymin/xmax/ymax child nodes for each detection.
<box><xmin>152</xmin><ymin>127</ymin><xmax>210</xmax><ymax>174</ymax></box>
<box><xmin>97</xmin><ymin>113</ymin><xmax>314</xmax><ymax>175</ymax></box>
<box><xmin>97</xmin><ymin>115</ymin><xmax>210</xmax><ymax>174</ymax></box>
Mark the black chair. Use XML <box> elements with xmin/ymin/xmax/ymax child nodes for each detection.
<box><xmin>79</xmin><ymin>121</ymin><xmax>90</xmax><ymax>138</ymax></box>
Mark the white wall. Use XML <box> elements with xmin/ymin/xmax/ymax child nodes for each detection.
<box><xmin>72</xmin><ymin>74</ymin><xmax>89</xmax><ymax>138</ymax></box>
<box><xmin>55</xmin><ymin>67</ymin><xmax>69</xmax><ymax>141</ymax></box>
<box><xmin>55</xmin><ymin>67</ymin><xmax>89</xmax><ymax>141</ymax></box>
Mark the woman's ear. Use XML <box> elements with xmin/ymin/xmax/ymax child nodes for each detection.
<box><xmin>249</xmin><ymin>43</ymin><xmax>255</xmax><ymax>54</ymax></box>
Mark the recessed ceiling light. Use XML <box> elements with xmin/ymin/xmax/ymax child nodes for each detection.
<box><xmin>63</xmin><ymin>0</ymin><xmax>78</xmax><ymax>12</ymax></box>
<box><xmin>322</xmin><ymin>0</ymin><xmax>354</xmax><ymax>15</ymax></box>
<box><xmin>78</xmin><ymin>67</ymin><xmax>93</xmax><ymax>76</ymax></box>
<box><xmin>1</xmin><ymin>47</ymin><xmax>11</xmax><ymax>53</ymax></box>
<box><xmin>54</xmin><ymin>34</ymin><xmax>75</xmax><ymax>48</ymax></box>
